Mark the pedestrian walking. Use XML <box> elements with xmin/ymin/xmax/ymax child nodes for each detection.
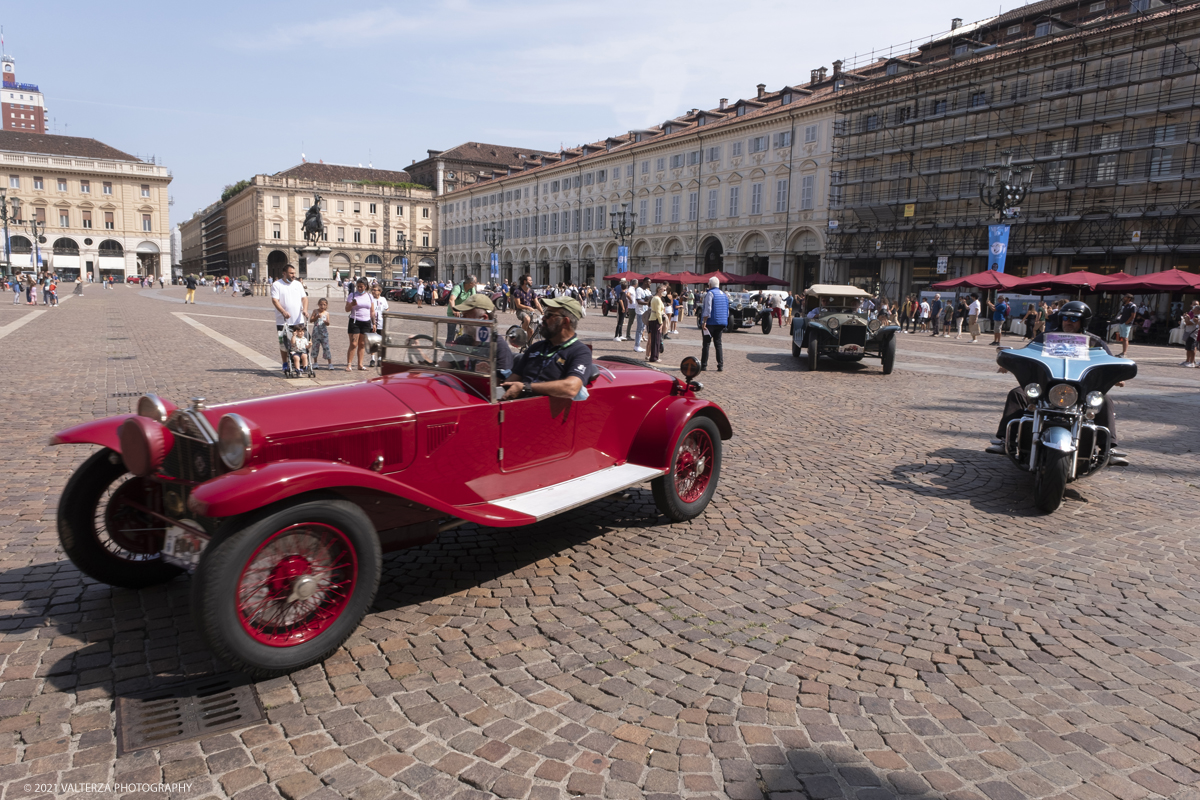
<box><xmin>967</xmin><ymin>293</ymin><xmax>982</xmax><ymax>342</ymax></box>
<box><xmin>1179</xmin><ymin>301</ymin><xmax>1199</xmax><ymax>367</ymax></box>
<box><xmin>700</xmin><ymin>277</ymin><xmax>728</xmax><ymax>372</ymax></box>
<box><xmin>633</xmin><ymin>278</ymin><xmax>651</xmax><ymax>352</ymax></box>
<box><xmin>647</xmin><ymin>284</ymin><xmax>666</xmax><ymax>363</ymax></box>
<box><xmin>1114</xmin><ymin>293</ymin><xmax>1138</xmax><ymax>357</ymax></box>
<box><xmin>184</xmin><ymin>274</ymin><xmax>198</xmax><ymax>304</ymax></box>
<box><xmin>986</xmin><ymin>295</ymin><xmax>1009</xmax><ymax>346</ymax></box>
<box><xmin>929</xmin><ymin>294</ymin><xmax>943</xmax><ymax>336</ymax></box>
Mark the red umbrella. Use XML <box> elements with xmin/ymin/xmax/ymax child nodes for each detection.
<box><xmin>1015</xmin><ymin>270</ymin><xmax>1119</xmax><ymax>292</ymax></box>
<box><xmin>644</xmin><ymin>271</ymin><xmax>695</xmax><ymax>282</ymax></box>
<box><xmin>931</xmin><ymin>270</ymin><xmax>1025</xmax><ymax>291</ymax></box>
<box><xmin>736</xmin><ymin>273</ymin><xmax>790</xmax><ymax>286</ymax></box>
<box><xmin>690</xmin><ymin>270</ymin><xmax>738</xmax><ymax>285</ymax></box>
<box><xmin>1100</xmin><ymin>268</ymin><xmax>1200</xmax><ymax>293</ymax></box>
<box><xmin>602</xmin><ymin>271</ymin><xmax>648</xmax><ymax>281</ymax></box>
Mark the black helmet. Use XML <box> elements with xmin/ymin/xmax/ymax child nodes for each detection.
<box><xmin>1058</xmin><ymin>300</ymin><xmax>1092</xmax><ymax>330</ymax></box>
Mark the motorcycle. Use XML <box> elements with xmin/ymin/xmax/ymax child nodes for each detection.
<box><xmin>996</xmin><ymin>333</ymin><xmax>1137</xmax><ymax>513</ymax></box>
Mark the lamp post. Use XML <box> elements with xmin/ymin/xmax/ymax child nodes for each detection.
<box><xmin>395</xmin><ymin>230</ymin><xmax>409</xmax><ymax>281</ymax></box>
<box><xmin>0</xmin><ymin>191</ymin><xmax>17</xmax><ymax>276</ymax></box>
<box><xmin>978</xmin><ymin>149</ymin><xmax>1032</xmax><ymax>221</ymax></box>
<box><xmin>27</xmin><ymin>213</ymin><xmax>45</xmax><ymax>276</ymax></box>
<box><xmin>483</xmin><ymin>222</ymin><xmax>503</xmax><ymax>285</ymax></box>
<box><xmin>610</xmin><ymin>202</ymin><xmax>636</xmax><ymax>275</ymax></box>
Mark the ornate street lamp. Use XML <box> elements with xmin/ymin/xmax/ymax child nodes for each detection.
<box><xmin>978</xmin><ymin>149</ymin><xmax>1032</xmax><ymax>221</ymax></box>
<box><xmin>0</xmin><ymin>191</ymin><xmax>18</xmax><ymax>275</ymax></box>
<box><xmin>27</xmin><ymin>212</ymin><xmax>45</xmax><ymax>274</ymax></box>
<box><xmin>609</xmin><ymin>202</ymin><xmax>636</xmax><ymax>248</ymax></box>
<box><xmin>395</xmin><ymin>230</ymin><xmax>409</xmax><ymax>281</ymax></box>
<box><xmin>483</xmin><ymin>222</ymin><xmax>503</xmax><ymax>284</ymax></box>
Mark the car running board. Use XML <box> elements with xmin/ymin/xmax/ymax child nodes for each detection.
<box><xmin>489</xmin><ymin>463</ymin><xmax>665</xmax><ymax>521</ymax></box>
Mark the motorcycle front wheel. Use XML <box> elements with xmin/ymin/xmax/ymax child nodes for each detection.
<box><xmin>1033</xmin><ymin>448</ymin><xmax>1070</xmax><ymax>513</ymax></box>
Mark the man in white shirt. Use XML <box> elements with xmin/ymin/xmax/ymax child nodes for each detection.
<box><xmin>632</xmin><ymin>278</ymin><xmax>652</xmax><ymax>353</ymax></box>
<box><xmin>271</xmin><ymin>264</ymin><xmax>309</xmax><ymax>375</ymax></box>
<box><xmin>917</xmin><ymin>298</ymin><xmax>931</xmax><ymax>333</ymax></box>
<box><xmin>967</xmin><ymin>293</ymin><xmax>982</xmax><ymax>343</ymax></box>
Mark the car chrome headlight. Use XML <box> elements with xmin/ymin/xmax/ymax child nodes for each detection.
<box><xmin>867</xmin><ymin>319</ymin><xmax>881</xmax><ymax>333</ymax></box>
<box><xmin>827</xmin><ymin>317</ymin><xmax>840</xmax><ymax>331</ymax></box>
<box><xmin>217</xmin><ymin>414</ymin><xmax>252</xmax><ymax>470</ymax></box>
<box><xmin>1047</xmin><ymin>384</ymin><xmax>1078</xmax><ymax>408</ymax></box>
<box><xmin>1024</xmin><ymin>383</ymin><xmax>1042</xmax><ymax>399</ymax></box>
<box><xmin>1085</xmin><ymin>391</ymin><xmax>1104</xmax><ymax>408</ymax></box>
<box><xmin>137</xmin><ymin>394</ymin><xmax>169</xmax><ymax>423</ymax></box>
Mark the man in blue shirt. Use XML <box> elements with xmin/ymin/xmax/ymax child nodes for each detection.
<box><xmin>929</xmin><ymin>294</ymin><xmax>943</xmax><ymax>337</ymax></box>
<box><xmin>699</xmin><ymin>276</ymin><xmax>729</xmax><ymax>372</ymax></box>
<box><xmin>988</xmin><ymin>295</ymin><xmax>1009</xmax><ymax>346</ymax></box>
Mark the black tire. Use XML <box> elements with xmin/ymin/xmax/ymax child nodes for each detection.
<box><xmin>792</xmin><ymin>338</ymin><xmax>802</xmax><ymax>358</ymax></box>
<box><xmin>192</xmin><ymin>497</ymin><xmax>382</xmax><ymax>678</ymax></box>
<box><xmin>808</xmin><ymin>338</ymin><xmax>821</xmax><ymax>371</ymax></box>
<box><xmin>652</xmin><ymin>416</ymin><xmax>722</xmax><ymax>522</ymax></box>
<box><xmin>1033</xmin><ymin>448</ymin><xmax>1070</xmax><ymax>513</ymax></box>
<box><xmin>761</xmin><ymin>315</ymin><xmax>773</xmax><ymax>335</ymax></box>
<box><xmin>602</xmin><ymin>302</ymin><xmax>610</xmax><ymax>317</ymax></box>
<box><xmin>57</xmin><ymin>448</ymin><xmax>183</xmax><ymax>589</ymax></box>
<box><xmin>881</xmin><ymin>335</ymin><xmax>897</xmax><ymax>375</ymax></box>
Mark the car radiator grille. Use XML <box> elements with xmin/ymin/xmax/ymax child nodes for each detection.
<box><xmin>160</xmin><ymin>433</ymin><xmax>217</xmax><ymax>483</ymax></box>
<box><xmin>839</xmin><ymin>325</ymin><xmax>868</xmax><ymax>348</ymax></box>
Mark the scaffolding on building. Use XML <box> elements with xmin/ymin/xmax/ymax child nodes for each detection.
<box><xmin>828</xmin><ymin>0</ymin><xmax>1200</xmax><ymax>297</ymax></box>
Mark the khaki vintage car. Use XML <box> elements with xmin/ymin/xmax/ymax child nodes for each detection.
<box><xmin>791</xmin><ymin>284</ymin><xmax>900</xmax><ymax>374</ymax></box>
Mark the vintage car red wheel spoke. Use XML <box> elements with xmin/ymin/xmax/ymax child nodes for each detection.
<box><xmin>236</xmin><ymin>523</ymin><xmax>358</xmax><ymax>647</ymax></box>
<box><xmin>99</xmin><ymin>477</ymin><xmax>167</xmax><ymax>558</ymax></box>
<box><xmin>675</xmin><ymin>429</ymin><xmax>714</xmax><ymax>504</ymax></box>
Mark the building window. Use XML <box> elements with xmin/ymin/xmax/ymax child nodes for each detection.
<box><xmin>551</xmin><ymin>180</ymin><xmax>560</xmax><ymax>193</ymax></box>
<box><xmin>654</xmin><ymin>197</ymin><xmax>663</xmax><ymax>224</ymax></box>
<box><xmin>33</xmin><ymin>176</ymin><xmax>43</xmax><ymax>190</ymax></box>
<box><xmin>369</xmin><ymin>203</ymin><xmax>377</xmax><ymax>214</ymax></box>
<box><xmin>1131</xmin><ymin>0</ymin><xmax>1149</xmax><ymax>9</ymax></box>
<box><xmin>33</xmin><ymin>207</ymin><xmax>45</xmax><ymax>224</ymax></box>
<box><xmin>369</xmin><ymin>229</ymin><xmax>377</xmax><ymax>243</ymax></box>
<box><xmin>597</xmin><ymin>169</ymin><xmax>607</xmax><ymax>183</ymax></box>
<box><xmin>139</xmin><ymin>184</ymin><xmax>149</xmax><ymax>198</ymax></box>
<box><xmin>1035</xmin><ymin>21</ymin><xmax>1051</xmax><ymax>36</ymax></box>
<box><xmin>79</xmin><ymin>210</ymin><xmax>91</xmax><ymax>229</ymax></box>
<box><xmin>954</xmin><ymin>44</ymin><xmax>969</xmax><ymax>56</ymax></box>
<box><xmin>750</xmin><ymin>136</ymin><xmax>768</xmax><ymax>153</ymax></box>
<box><xmin>1095</xmin><ymin>153</ymin><xmax>1118</xmax><ymax>181</ymax></box>
<box><xmin>422</xmin><ymin>207</ymin><xmax>429</xmax><ymax>218</ymax></box>
<box><xmin>728</xmin><ymin>186</ymin><xmax>740</xmax><ymax>217</ymax></box>
<box><xmin>103</xmin><ymin>182</ymin><xmax>113</xmax><ymax>195</ymax></box>
<box><xmin>707</xmin><ymin>189</ymin><xmax>718</xmax><ymax>219</ymax></box>
<box><xmin>655</xmin><ymin>157</ymin><xmax>665</xmax><ymax>172</ymax></box>
<box><xmin>641</xmin><ymin>160</ymin><xmax>649</xmax><ymax>174</ymax></box>
<box><xmin>775</xmin><ymin>179</ymin><xmax>789</xmax><ymax>213</ymax></box>
<box><xmin>670</xmin><ymin>195</ymin><xmax>680</xmax><ymax>223</ymax></box>
<box><xmin>142</xmin><ymin>214</ymin><xmax>151</xmax><ymax>232</ymax></box>
<box><xmin>80</xmin><ymin>180</ymin><xmax>90</xmax><ymax>194</ymax></box>
<box><xmin>804</xmin><ymin>125</ymin><xmax>818</xmax><ymax>144</ymax></box>
<box><xmin>584</xmin><ymin>207</ymin><xmax>593</xmax><ymax>231</ymax></box>
<box><xmin>968</xmin><ymin>91</ymin><xmax>988</xmax><ymax>107</ymax></box>
<box><xmin>353</xmin><ymin>229</ymin><xmax>361</xmax><ymax>243</ymax></box>
<box><xmin>396</xmin><ymin>205</ymin><xmax>404</xmax><ymax>216</ymax></box>
<box><xmin>353</xmin><ymin>202</ymin><xmax>361</xmax><ymax>213</ymax></box>
<box><xmin>7</xmin><ymin>175</ymin><xmax>17</xmax><ymax>189</ymax></box>
<box><xmin>688</xmin><ymin>150</ymin><xmax>701</xmax><ymax>166</ymax></box>
<box><xmin>886</xmin><ymin>63</ymin><xmax>900</xmax><ymax>76</ymax></box>
<box><xmin>773</xmin><ymin>131</ymin><xmax>792</xmax><ymax>148</ymax></box>
<box><xmin>273</xmin><ymin>223</ymin><xmax>281</xmax><ymax>239</ymax></box>
<box><xmin>59</xmin><ymin>211</ymin><xmax>69</xmax><ymax>227</ymax></box>
<box><xmin>596</xmin><ymin>205</ymin><xmax>605</xmax><ymax>228</ymax></box>
<box><xmin>422</xmin><ymin>234</ymin><xmax>429</xmax><ymax>247</ymax></box>
<box><xmin>670</xmin><ymin>154</ymin><xmax>683</xmax><ymax>169</ymax></box>
<box><xmin>337</xmin><ymin>227</ymin><xmax>345</xmax><ymax>242</ymax></box>
<box><xmin>522</xmin><ymin>217</ymin><xmax>529</xmax><ymax>238</ymax></box>
<box><xmin>551</xmin><ymin>213</ymin><xmax>558</xmax><ymax>235</ymax></box>
<box><xmin>751</xmin><ymin>183</ymin><xmax>763</xmax><ymax>215</ymax></box>
<box><xmin>932</xmin><ymin>99</ymin><xmax>948</xmax><ymax>114</ymax></box>
<box><xmin>104</xmin><ymin>211</ymin><xmax>114</xmax><ymax>229</ymax></box>
<box><xmin>688</xmin><ymin>191</ymin><xmax>698</xmax><ymax>221</ymax></box>
<box><xmin>336</xmin><ymin>200</ymin><xmax>345</xmax><ymax>212</ymax></box>
<box><xmin>639</xmin><ymin>199</ymin><xmax>648</xmax><ymax>225</ymax></box>
<box><xmin>731</xmin><ymin>142</ymin><xmax>743</xmax><ymax>158</ymax></box>
<box><xmin>801</xmin><ymin>175</ymin><xmax>815</xmax><ymax>210</ymax></box>
<box><xmin>1007</xmin><ymin>24</ymin><xmax>1022</xmax><ymax>34</ymax></box>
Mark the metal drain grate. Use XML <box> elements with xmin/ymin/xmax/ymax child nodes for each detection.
<box><xmin>108</xmin><ymin>356</ymin><xmax>137</xmax><ymax>361</ymax></box>
<box><xmin>115</xmin><ymin>673</ymin><xmax>264</xmax><ymax>755</ymax></box>
<box><xmin>110</xmin><ymin>392</ymin><xmax>141</xmax><ymax>398</ymax></box>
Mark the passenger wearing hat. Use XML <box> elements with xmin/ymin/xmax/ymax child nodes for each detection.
<box><xmin>502</xmin><ymin>296</ymin><xmax>592</xmax><ymax>400</ymax></box>
<box><xmin>446</xmin><ymin>293</ymin><xmax>513</xmax><ymax>378</ymax></box>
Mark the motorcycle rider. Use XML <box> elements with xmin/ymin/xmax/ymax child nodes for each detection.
<box><xmin>986</xmin><ymin>301</ymin><xmax>1127</xmax><ymax>466</ymax></box>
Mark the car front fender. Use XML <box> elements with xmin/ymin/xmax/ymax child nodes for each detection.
<box><xmin>626</xmin><ymin>396</ymin><xmax>732</xmax><ymax>471</ymax></box>
<box><xmin>50</xmin><ymin>415</ymin><xmax>136</xmax><ymax>451</ymax></box>
<box><xmin>187</xmin><ymin>459</ymin><xmax>536</xmax><ymax>527</ymax></box>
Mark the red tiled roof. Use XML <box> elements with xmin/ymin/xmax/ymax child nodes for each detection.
<box><xmin>0</xmin><ymin>131</ymin><xmax>141</xmax><ymax>162</ymax></box>
<box><xmin>275</xmin><ymin>162</ymin><xmax>412</xmax><ymax>183</ymax></box>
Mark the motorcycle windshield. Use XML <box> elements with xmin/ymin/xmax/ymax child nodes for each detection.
<box><xmin>997</xmin><ymin>340</ymin><xmax>1137</xmax><ymax>395</ymax></box>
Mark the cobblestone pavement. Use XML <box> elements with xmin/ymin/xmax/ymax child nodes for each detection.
<box><xmin>2</xmin><ymin>286</ymin><xmax>1199</xmax><ymax>800</ymax></box>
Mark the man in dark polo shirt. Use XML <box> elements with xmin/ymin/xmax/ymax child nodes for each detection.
<box><xmin>501</xmin><ymin>296</ymin><xmax>591</xmax><ymax>400</ymax></box>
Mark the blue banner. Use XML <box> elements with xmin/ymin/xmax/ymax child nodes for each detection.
<box><xmin>617</xmin><ymin>245</ymin><xmax>628</xmax><ymax>273</ymax></box>
<box><xmin>489</xmin><ymin>252</ymin><xmax>499</xmax><ymax>280</ymax></box>
<box><xmin>401</xmin><ymin>257</ymin><xmax>408</xmax><ymax>279</ymax></box>
<box><xmin>988</xmin><ymin>225</ymin><xmax>1010</xmax><ymax>273</ymax></box>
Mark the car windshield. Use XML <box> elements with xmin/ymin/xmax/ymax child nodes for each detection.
<box><xmin>813</xmin><ymin>297</ymin><xmax>865</xmax><ymax>316</ymax></box>
<box><xmin>729</xmin><ymin>292</ymin><xmax>755</xmax><ymax>304</ymax></box>
<box><xmin>381</xmin><ymin>311</ymin><xmax>500</xmax><ymax>401</ymax></box>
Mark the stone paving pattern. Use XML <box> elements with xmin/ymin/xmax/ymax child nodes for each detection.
<box><xmin>1</xmin><ymin>285</ymin><xmax>1198</xmax><ymax>800</ymax></box>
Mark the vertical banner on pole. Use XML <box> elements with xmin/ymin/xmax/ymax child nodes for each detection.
<box><xmin>401</xmin><ymin>257</ymin><xmax>408</xmax><ymax>280</ymax></box>
<box><xmin>490</xmin><ymin>252</ymin><xmax>499</xmax><ymax>280</ymax></box>
<box><xmin>988</xmin><ymin>225</ymin><xmax>1010</xmax><ymax>273</ymax></box>
<box><xmin>617</xmin><ymin>245</ymin><xmax>629</xmax><ymax>273</ymax></box>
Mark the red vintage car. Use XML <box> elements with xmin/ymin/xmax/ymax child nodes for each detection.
<box><xmin>51</xmin><ymin>312</ymin><xmax>731</xmax><ymax>677</ymax></box>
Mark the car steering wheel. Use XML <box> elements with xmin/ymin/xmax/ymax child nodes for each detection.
<box><xmin>405</xmin><ymin>334</ymin><xmax>437</xmax><ymax>366</ymax></box>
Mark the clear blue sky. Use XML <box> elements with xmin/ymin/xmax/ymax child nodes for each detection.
<box><xmin>3</xmin><ymin>0</ymin><xmax>1011</xmax><ymax>227</ymax></box>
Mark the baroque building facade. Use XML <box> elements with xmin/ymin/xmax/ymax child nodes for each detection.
<box><xmin>179</xmin><ymin>163</ymin><xmax>437</xmax><ymax>281</ymax></box>
<box><xmin>827</xmin><ymin>0</ymin><xmax>1200</xmax><ymax>299</ymax></box>
<box><xmin>0</xmin><ymin>131</ymin><xmax>171</xmax><ymax>279</ymax></box>
<box><xmin>407</xmin><ymin>142</ymin><xmax>553</xmax><ymax>196</ymax></box>
<box><xmin>438</xmin><ymin>82</ymin><xmax>839</xmax><ymax>289</ymax></box>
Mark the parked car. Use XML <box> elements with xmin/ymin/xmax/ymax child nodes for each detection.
<box><xmin>386</xmin><ymin>285</ymin><xmax>420</xmax><ymax>303</ymax></box>
<box><xmin>51</xmin><ymin>312</ymin><xmax>731</xmax><ymax>677</ymax></box>
<box><xmin>726</xmin><ymin>292</ymin><xmax>773</xmax><ymax>334</ymax></box>
<box><xmin>791</xmin><ymin>284</ymin><xmax>900</xmax><ymax>373</ymax></box>
<box><xmin>126</xmin><ymin>275</ymin><xmax>145</xmax><ymax>284</ymax></box>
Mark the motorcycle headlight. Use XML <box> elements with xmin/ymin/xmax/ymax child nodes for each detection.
<box><xmin>867</xmin><ymin>319</ymin><xmax>881</xmax><ymax>333</ymax></box>
<box><xmin>1024</xmin><ymin>383</ymin><xmax>1042</xmax><ymax>399</ymax></box>
<box><xmin>1085</xmin><ymin>391</ymin><xmax>1104</xmax><ymax>408</ymax></box>
<box><xmin>827</xmin><ymin>317</ymin><xmax>840</xmax><ymax>331</ymax></box>
<box><xmin>1047</xmin><ymin>384</ymin><xmax>1078</xmax><ymax>408</ymax></box>
<box><xmin>136</xmin><ymin>394</ymin><xmax>168</xmax><ymax>423</ymax></box>
<box><xmin>217</xmin><ymin>414</ymin><xmax>253</xmax><ymax>470</ymax></box>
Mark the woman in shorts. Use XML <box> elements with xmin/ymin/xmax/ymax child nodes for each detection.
<box><xmin>344</xmin><ymin>278</ymin><xmax>373</xmax><ymax>370</ymax></box>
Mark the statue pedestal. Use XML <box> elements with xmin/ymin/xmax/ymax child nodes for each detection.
<box><xmin>296</xmin><ymin>246</ymin><xmax>332</xmax><ymax>280</ymax></box>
